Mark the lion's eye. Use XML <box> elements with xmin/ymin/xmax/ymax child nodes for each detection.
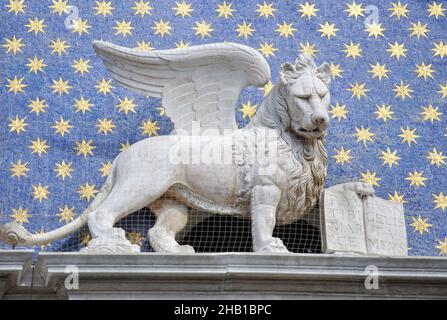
<box><xmin>294</xmin><ymin>94</ymin><xmax>310</xmax><ymax>99</ymax></box>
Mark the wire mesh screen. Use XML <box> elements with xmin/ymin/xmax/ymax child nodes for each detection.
<box><xmin>2</xmin><ymin>204</ymin><xmax>322</xmax><ymax>254</ymax></box>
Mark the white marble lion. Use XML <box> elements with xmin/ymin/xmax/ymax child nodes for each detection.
<box><xmin>0</xmin><ymin>42</ymin><xmax>374</xmax><ymax>253</ymax></box>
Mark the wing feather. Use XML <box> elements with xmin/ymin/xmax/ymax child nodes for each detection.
<box><xmin>93</xmin><ymin>41</ymin><xmax>270</xmax><ymax>134</ymax></box>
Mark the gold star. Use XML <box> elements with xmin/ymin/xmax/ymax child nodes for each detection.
<box><xmin>11</xmin><ymin>207</ymin><xmax>31</xmax><ymax>224</ymax></box>
<box><xmin>29</xmin><ymin>138</ymin><xmax>49</xmax><ymax>157</ymax></box>
<box><xmin>193</xmin><ymin>21</ymin><xmax>213</xmax><ymax>38</ymax></box>
<box><xmin>410</xmin><ymin>216</ymin><xmax>432</xmax><ymax>235</ymax></box>
<box><xmin>26</xmin><ymin>55</ymin><xmax>47</xmax><ymax>74</ymax></box>
<box><xmin>432</xmin><ymin>41</ymin><xmax>447</xmax><ymax>59</ymax></box>
<box><xmin>299</xmin><ymin>42</ymin><xmax>318</xmax><ymax>57</ymax></box>
<box><xmin>369</xmin><ymin>62</ymin><xmax>389</xmax><ymax>80</ymax></box>
<box><xmin>96</xmin><ymin>118</ymin><xmax>115</xmax><ymax>135</ymax></box>
<box><xmin>50</xmin><ymin>0</ymin><xmax>68</xmax><ymax>15</ymax></box>
<box><xmin>95</xmin><ymin>78</ymin><xmax>114</xmax><ymax>95</ymax></box>
<box><xmin>75</xmin><ymin>139</ymin><xmax>96</xmax><ymax>158</ymax></box>
<box><xmin>343</xmin><ymin>42</ymin><xmax>362</xmax><ymax>59</ymax></box>
<box><xmin>6</xmin><ymin>76</ymin><xmax>27</xmax><ymax>94</ymax></box>
<box><xmin>439</xmin><ymin>82</ymin><xmax>447</xmax><ymax>99</ymax></box>
<box><xmin>240</xmin><ymin>101</ymin><xmax>257</xmax><ymax>119</ymax></box>
<box><xmin>329</xmin><ymin>102</ymin><xmax>348</xmax><ymax>121</ymax></box>
<box><xmin>379</xmin><ymin>147</ymin><xmax>400</xmax><ymax>167</ymax></box>
<box><xmin>318</xmin><ymin>21</ymin><xmax>338</xmax><ymax>39</ymax></box>
<box><xmin>345</xmin><ymin>1</ymin><xmax>365</xmax><ymax>19</ymax></box>
<box><xmin>236</xmin><ymin>21</ymin><xmax>255</xmax><ymax>38</ymax></box>
<box><xmin>409</xmin><ymin>21</ymin><xmax>429</xmax><ymax>39</ymax></box>
<box><xmin>116</xmin><ymin>96</ymin><xmax>137</xmax><ymax>114</ymax></box>
<box><xmin>276</xmin><ymin>21</ymin><xmax>296</xmax><ymax>38</ymax></box>
<box><xmin>175</xmin><ymin>40</ymin><xmax>189</xmax><ymax>48</ymax></box>
<box><xmin>256</xmin><ymin>1</ymin><xmax>275</xmax><ymax>18</ymax></box>
<box><xmin>6</xmin><ymin>0</ymin><xmax>26</xmax><ymax>14</ymax></box>
<box><xmin>427</xmin><ymin>148</ymin><xmax>446</xmax><ymax>167</ymax></box>
<box><xmin>333</xmin><ymin>147</ymin><xmax>352</xmax><ymax>165</ymax></box>
<box><xmin>258</xmin><ymin>42</ymin><xmax>277</xmax><ymax>58</ymax></box>
<box><xmin>330</xmin><ymin>63</ymin><xmax>344</xmax><ymax>79</ymax></box>
<box><xmin>71</xmin><ymin>18</ymin><xmax>90</xmax><ymax>35</ymax></box>
<box><xmin>433</xmin><ymin>192</ymin><xmax>447</xmax><ymax>211</ymax></box>
<box><xmin>132</xmin><ymin>0</ymin><xmax>152</xmax><ymax>17</ymax></box>
<box><xmin>298</xmin><ymin>2</ymin><xmax>319</xmax><ymax>19</ymax></box>
<box><xmin>360</xmin><ymin>170</ymin><xmax>381</xmax><ymax>187</ymax></box>
<box><xmin>114</xmin><ymin>20</ymin><xmax>133</xmax><ymax>37</ymax></box>
<box><xmin>99</xmin><ymin>161</ymin><xmax>112</xmax><ymax>176</ymax></box>
<box><xmin>10</xmin><ymin>160</ymin><xmax>29</xmax><ymax>179</ymax></box>
<box><xmin>80</xmin><ymin>232</ymin><xmax>91</xmax><ymax>246</ymax></box>
<box><xmin>393</xmin><ymin>81</ymin><xmax>413</xmax><ymax>100</ymax></box>
<box><xmin>173</xmin><ymin>0</ymin><xmax>193</xmax><ymax>17</ymax></box>
<box><xmin>260</xmin><ymin>81</ymin><xmax>273</xmax><ymax>96</ymax></box>
<box><xmin>375</xmin><ymin>104</ymin><xmax>394</xmax><ymax>122</ymax></box>
<box><xmin>399</xmin><ymin>126</ymin><xmax>419</xmax><ymax>146</ymax></box>
<box><xmin>141</xmin><ymin>119</ymin><xmax>160</xmax><ymax>137</ymax></box>
<box><xmin>135</xmin><ymin>40</ymin><xmax>154</xmax><ymax>50</ymax></box>
<box><xmin>3</xmin><ymin>36</ymin><xmax>24</xmax><ymax>54</ymax></box>
<box><xmin>427</xmin><ymin>1</ymin><xmax>445</xmax><ymax>19</ymax></box>
<box><xmin>420</xmin><ymin>104</ymin><xmax>442</xmax><ymax>123</ymax></box>
<box><xmin>54</xmin><ymin>161</ymin><xmax>73</xmax><ymax>180</ymax></box>
<box><xmin>120</xmin><ymin>141</ymin><xmax>131</xmax><ymax>152</ymax></box>
<box><xmin>436</xmin><ymin>237</ymin><xmax>447</xmax><ymax>256</ymax></box>
<box><xmin>387</xmin><ymin>41</ymin><xmax>407</xmax><ymax>60</ymax></box>
<box><xmin>8</xmin><ymin>116</ymin><xmax>27</xmax><ymax>134</ymax></box>
<box><xmin>57</xmin><ymin>205</ymin><xmax>76</xmax><ymax>223</ymax></box>
<box><xmin>348</xmin><ymin>82</ymin><xmax>368</xmax><ymax>99</ymax></box>
<box><xmin>49</xmin><ymin>38</ymin><xmax>70</xmax><ymax>55</ymax></box>
<box><xmin>389</xmin><ymin>191</ymin><xmax>407</xmax><ymax>203</ymax></box>
<box><xmin>95</xmin><ymin>0</ymin><xmax>114</xmax><ymax>17</ymax></box>
<box><xmin>78</xmin><ymin>182</ymin><xmax>98</xmax><ymax>202</ymax></box>
<box><xmin>52</xmin><ymin>117</ymin><xmax>72</xmax><ymax>136</ymax></box>
<box><xmin>51</xmin><ymin>77</ymin><xmax>72</xmax><ymax>95</ymax></box>
<box><xmin>127</xmin><ymin>231</ymin><xmax>145</xmax><ymax>246</ymax></box>
<box><xmin>406</xmin><ymin>171</ymin><xmax>427</xmax><ymax>187</ymax></box>
<box><xmin>389</xmin><ymin>1</ymin><xmax>409</xmax><ymax>19</ymax></box>
<box><xmin>26</xmin><ymin>17</ymin><xmax>46</xmax><ymax>35</ymax></box>
<box><xmin>415</xmin><ymin>62</ymin><xmax>434</xmax><ymax>80</ymax></box>
<box><xmin>32</xmin><ymin>183</ymin><xmax>50</xmax><ymax>202</ymax></box>
<box><xmin>355</xmin><ymin>126</ymin><xmax>375</xmax><ymax>145</ymax></box>
<box><xmin>365</xmin><ymin>22</ymin><xmax>385</xmax><ymax>38</ymax></box>
<box><xmin>216</xmin><ymin>1</ymin><xmax>235</xmax><ymax>19</ymax></box>
<box><xmin>152</xmin><ymin>19</ymin><xmax>171</xmax><ymax>37</ymax></box>
<box><xmin>74</xmin><ymin>96</ymin><xmax>94</xmax><ymax>114</ymax></box>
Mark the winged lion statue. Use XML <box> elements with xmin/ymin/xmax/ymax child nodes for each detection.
<box><xmin>0</xmin><ymin>42</ymin><xmax>374</xmax><ymax>253</ymax></box>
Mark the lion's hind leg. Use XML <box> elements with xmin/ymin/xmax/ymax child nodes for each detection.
<box><xmin>148</xmin><ymin>199</ymin><xmax>195</xmax><ymax>253</ymax></box>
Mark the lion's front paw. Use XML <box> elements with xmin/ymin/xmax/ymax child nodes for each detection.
<box><xmin>344</xmin><ymin>182</ymin><xmax>375</xmax><ymax>198</ymax></box>
<box><xmin>255</xmin><ymin>238</ymin><xmax>290</xmax><ymax>253</ymax></box>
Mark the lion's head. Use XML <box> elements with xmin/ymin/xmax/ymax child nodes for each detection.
<box><xmin>278</xmin><ymin>53</ymin><xmax>331</xmax><ymax>140</ymax></box>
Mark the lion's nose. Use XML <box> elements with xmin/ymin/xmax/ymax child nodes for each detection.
<box><xmin>311</xmin><ymin>113</ymin><xmax>329</xmax><ymax>129</ymax></box>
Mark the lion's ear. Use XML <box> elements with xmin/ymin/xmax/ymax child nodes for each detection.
<box><xmin>279</xmin><ymin>62</ymin><xmax>297</xmax><ymax>85</ymax></box>
<box><xmin>317</xmin><ymin>62</ymin><xmax>331</xmax><ymax>85</ymax></box>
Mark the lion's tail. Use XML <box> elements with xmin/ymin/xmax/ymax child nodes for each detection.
<box><xmin>0</xmin><ymin>158</ymin><xmax>118</xmax><ymax>247</ymax></box>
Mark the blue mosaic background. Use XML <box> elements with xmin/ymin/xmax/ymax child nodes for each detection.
<box><xmin>1</xmin><ymin>0</ymin><xmax>447</xmax><ymax>255</ymax></box>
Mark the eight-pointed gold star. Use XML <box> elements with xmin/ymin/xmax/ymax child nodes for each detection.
<box><xmin>298</xmin><ymin>2</ymin><xmax>319</xmax><ymax>19</ymax></box>
<box><xmin>256</xmin><ymin>1</ymin><xmax>275</xmax><ymax>18</ymax></box>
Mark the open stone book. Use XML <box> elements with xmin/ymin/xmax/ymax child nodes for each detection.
<box><xmin>320</xmin><ymin>189</ymin><xmax>408</xmax><ymax>256</ymax></box>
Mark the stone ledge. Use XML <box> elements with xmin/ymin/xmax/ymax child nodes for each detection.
<box><xmin>0</xmin><ymin>250</ymin><xmax>34</xmax><ymax>299</ymax></box>
<box><xmin>36</xmin><ymin>252</ymin><xmax>447</xmax><ymax>299</ymax></box>
<box><xmin>2</xmin><ymin>251</ymin><xmax>447</xmax><ymax>299</ymax></box>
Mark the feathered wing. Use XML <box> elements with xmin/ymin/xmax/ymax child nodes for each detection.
<box><xmin>93</xmin><ymin>41</ymin><xmax>271</xmax><ymax>133</ymax></box>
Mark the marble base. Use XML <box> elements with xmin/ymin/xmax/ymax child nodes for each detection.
<box><xmin>2</xmin><ymin>251</ymin><xmax>447</xmax><ymax>299</ymax></box>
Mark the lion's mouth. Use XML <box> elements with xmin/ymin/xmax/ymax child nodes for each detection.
<box><xmin>293</xmin><ymin>127</ymin><xmax>325</xmax><ymax>139</ymax></box>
